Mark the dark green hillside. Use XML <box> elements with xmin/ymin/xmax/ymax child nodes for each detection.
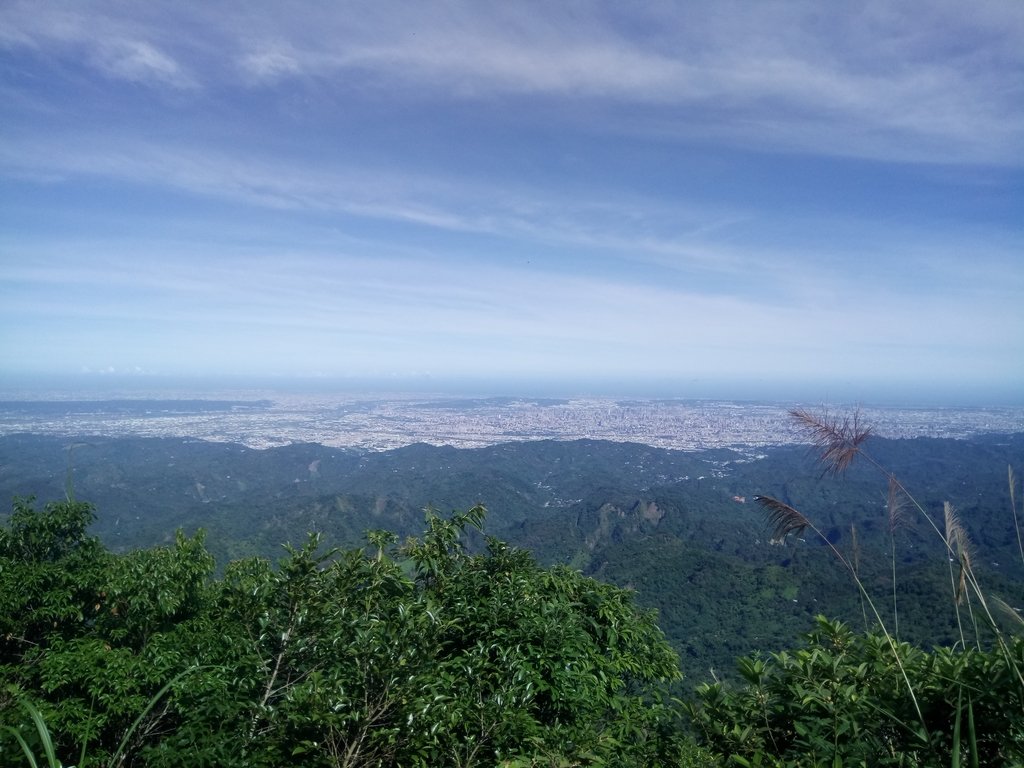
<box><xmin>3</xmin><ymin>423</ymin><xmax>1024</xmax><ymax>766</ymax></box>
<box><xmin>2</xmin><ymin>431</ymin><xmax>1022</xmax><ymax>683</ymax></box>
<box><xmin>0</xmin><ymin>435</ymin><xmax>718</xmax><ymax>561</ymax></box>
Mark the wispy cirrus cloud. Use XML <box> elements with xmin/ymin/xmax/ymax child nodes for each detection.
<box><xmin>225</xmin><ymin>1</ymin><xmax>1024</xmax><ymax>163</ymax></box>
<box><xmin>2</xmin><ymin>127</ymin><xmax>1020</xmax><ymax>316</ymax></box>
<box><xmin>4</xmin><ymin>1</ymin><xmax>1022</xmax><ymax>162</ymax></box>
<box><xmin>0</xmin><ymin>3</ymin><xmax>196</xmax><ymax>89</ymax></box>
<box><xmin>2</xmin><ymin>1</ymin><xmax>1022</xmax><ymax>390</ymax></box>
<box><xmin>2</xmin><ymin>229</ymin><xmax>1016</xmax><ymax>384</ymax></box>
<box><xmin>91</xmin><ymin>39</ymin><xmax>194</xmax><ymax>88</ymax></box>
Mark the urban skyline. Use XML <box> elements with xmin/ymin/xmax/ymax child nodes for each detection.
<box><xmin>3</xmin><ymin>388</ymin><xmax>1021</xmax><ymax>453</ymax></box>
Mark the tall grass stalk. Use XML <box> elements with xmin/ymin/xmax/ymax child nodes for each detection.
<box><xmin>764</xmin><ymin>406</ymin><xmax>1024</xmax><ymax>765</ymax></box>
<box><xmin>887</xmin><ymin>475</ymin><xmax>907</xmax><ymax>638</ymax></box>
<box><xmin>850</xmin><ymin>523</ymin><xmax>868</xmax><ymax>631</ymax></box>
<box><xmin>944</xmin><ymin>501</ymin><xmax>970</xmax><ymax>649</ymax></box>
<box><xmin>1010</xmin><ymin>466</ymin><xmax>1024</xmax><ymax>569</ymax></box>
<box><xmin>753</xmin><ymin>493</ymin><xmax>928</xmax><ymax>740</ymax></box>
<box><xmin>788</xmin><ymin>408</ymin><xmax>1024</xmax><ymax>689</ymax></box>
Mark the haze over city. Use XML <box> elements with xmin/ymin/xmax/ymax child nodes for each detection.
<box><xmin>2</xmin><ymin>1</ymin><xmax>1022</xmax><ymax>406</ymax></box>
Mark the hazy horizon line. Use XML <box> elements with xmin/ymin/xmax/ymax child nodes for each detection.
<box><xmin>1</xmin><ymin>371</ymin><xmax>1021</xmax><ymax>410</ymax></box>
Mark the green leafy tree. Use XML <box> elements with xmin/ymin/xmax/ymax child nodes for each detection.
<box><xmin>1</xmin><ymin>500</ymin><xmax>713</xmax><ymax>767</ymax></box>
<box><xmin>0</xmin><ymin>498</ymin><xmax>108</xmax><ymax>655</ymax></box>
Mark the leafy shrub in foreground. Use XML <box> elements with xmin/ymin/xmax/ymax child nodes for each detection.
<box><xmin>1</xmin><ymin>499</ymin><xmax>713</xmax><ymax>767</ymax></box>
<box><xmin>689</xmin><ymin>615</ymin><xmax>1024</xmax><ymax>767</ymax></box>
<box><xmin>697</xmin><ymin>408</ymin><xmax>1024</xmax><ymax>767</ymax></box>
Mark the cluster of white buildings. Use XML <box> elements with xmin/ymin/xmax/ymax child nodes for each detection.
<box><xmin>2</xmin><ymin>393</ymin><xmax>1022</xmax><ymax>453</ymax></box>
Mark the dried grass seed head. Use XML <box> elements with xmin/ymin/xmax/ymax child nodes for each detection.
<box><xmin>754</xmin><ymin>495</ymin><xmax>810</xmax><ymax>540</ymax></box>
<box><xmin>790</xmin><ymin>407</ymin><xmax>872</xmax><ymax>477</ymax></box>
<box><xmin>887</xmin><ymin>475</ymin><xmax>909</xmax><ymax>535</ymax></box>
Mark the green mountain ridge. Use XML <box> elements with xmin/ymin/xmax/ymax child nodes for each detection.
<box><xmin>2</xmin><ymin>431</ymin><xmax>1022</xmax><ymax>682</ymax></box>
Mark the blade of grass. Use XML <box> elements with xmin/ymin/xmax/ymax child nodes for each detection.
<box><xmin>951</xmin><ymin>686</ymin><xmax>962</xmax><ymax>768</ymax></box>
<box><xmin>967</xmin><ymin>692</ymin><xmax>978</xmax><ymax>768</ymax></box>
<box><xmin>1010</xmin><ymin>466</ymin><xmax>1023</xmax><ymax>568</ymax></box>
<box><xmin>27</xmin><ymin>701</ymin><xmax>59</xmax><ymax>768</ymax></box>
<box><xmin>109</xmin><ymin>667</ymin><xmax>196</xmax><ymax>765</ymax></box>
<box><xmin>2</xmin><ymin>725</ymin><xmax>40</xmax><ymax>768</ymax></box>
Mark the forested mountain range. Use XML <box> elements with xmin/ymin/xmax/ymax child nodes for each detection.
<box><xmin>2</xmin><ymin>431</ymin><xmax>1022</xmax><ymax>683</ymax></box>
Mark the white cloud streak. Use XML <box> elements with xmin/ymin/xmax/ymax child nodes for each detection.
<box><xmin>2</xmin><ymin>128</ymin><xmax>1020</xmax><ymax>331</ymax></box>
<box><xmin>91</xmin><ymin>39</ymin><xmax>193</xmax><ymax>88</ymax></box>
<box><xmin>2</xmin><ymin>1</ymin><xmax>1021</xmax><ymax>389</ymax></box>
<box><xmin>3</xmin><ymin>0</ymin><xmax>1022</xmax><ymax>163</ymax></box>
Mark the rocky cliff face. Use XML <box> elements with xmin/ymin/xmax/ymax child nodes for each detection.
<box><xmin>581</xmin><ymin>497</ymin><xmax>666</xmax><ymax>551</ymax></box>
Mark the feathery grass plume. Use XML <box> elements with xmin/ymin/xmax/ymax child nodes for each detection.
<box><xmin>790</xmin><ymin>407</ymin><xmax>872</xmax><ymax>477</ymax></box>
<box><xmin>944</xmin><ymin>501</ymin><xmax>974</xmax><ymax>606</ymax></box>
<box><xmin>753</xmin><ymin>495</ymin><xmax>809</xmax><ymax>540</ymax></box>
<box><xmin>990</xmin><ymin>595</ymin><xmax>1024</xmax><ymax>633</ymax></box>
<box><xmin>944</xmin><ymin>500</ymin><xmax>977</xmax><ymax>649</ymax></box>
<box><xmin>887</xmin><ymin>475</ymin><xmax>909</xmax><ymax>535</ymax></box>
<box><xmin>939</xmin><ymin>496</ymin><xmax>1024</xmax><ymax>684</ymax></box>
<box><xmin>942</xmin><ymin>481</ymin><xmax>1024</xmax><ymax>680</ymax></box>
<box><xmin>771</xmin><ymin>409</ymin><xmax>1023</xmax><ymax>728</ymax></box>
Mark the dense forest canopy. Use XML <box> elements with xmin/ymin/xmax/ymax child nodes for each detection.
<box><xmin>2</xmin><ymin>431</ymin><xmax>1022</xmax><ymax>682</ymax></box>
<box><xmin>2</xmin><ymin>495</ymin><xmax>1023</xmax><ymax>766</ymax></box>
<box><xmin>2</xmin><ymin>422</ymin><xmax>1023</xmax><ymax>765</ymax></box>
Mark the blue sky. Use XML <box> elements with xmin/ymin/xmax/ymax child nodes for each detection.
<box><xmin>1</xmin><ymin>1</ymin><xmax>1022</xmax><ymax>403</ymax></box>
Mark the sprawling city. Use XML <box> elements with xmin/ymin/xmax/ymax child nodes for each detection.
<box><xmin>1</xmin><ymin>391</ymin><xmax>1021</xmax><ymax>451</ymax></box>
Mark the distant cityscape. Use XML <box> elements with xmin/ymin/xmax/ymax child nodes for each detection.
<box><xmin>1</xmin><ymin>390</ymin><xmax>1022</xmax><ymax>452</ymax></box>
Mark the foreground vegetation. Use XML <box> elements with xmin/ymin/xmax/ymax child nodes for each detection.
<box><xmin>689</xmin><ymin>410</ymin><xmax>1024</xmax><ymax>766</ymax></box>
<box><xmin>1</xmin><ymin>499</ymin><xmax>709</xmax><ymax>766</ymax></box>
<box><xmin>691</xmin><ymin>616</ymin><xmax>1023</xmax><ymax>765</ymax></box>
<box><xmin>1</xmin><ymin>411</ymin><xmax>1022</xmax><ymax>765</ymax></box>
